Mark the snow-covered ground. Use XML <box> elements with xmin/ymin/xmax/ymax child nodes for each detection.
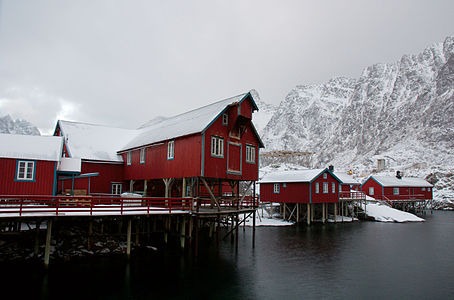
<box><xmin>241</xmin><ymin>204</ymin><xmax>294</xmax><ymax>227</ymax></box>
<box><xmin>361</xmin><ymin>202</ymin><xmax>424</xmax><ymax>222</ymax></box>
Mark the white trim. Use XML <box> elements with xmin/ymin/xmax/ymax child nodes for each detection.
<box><xmin>323</xmin><ymin>182</ymin><xmax>328</xmax><ymax>194</ymax></box>
<box><xmin>369</xmin><ymin>187</ymin><xmax>374</xmax><ymax>196</ymax></box>
<box><xmin>140</xmin><ymin>148</ymin><xmax>146</xmax><ymax>164</ymax></box>
<box><xmin>245</xmin><ymin>144</ymin><xmax>256</xmax><ymax>164</ymax></box>
<box><xmin>111</xmin><ymin>183</ymin><xmax>123</xmax><ymax>195</ymax></box>
<box><xmin>167</xmin><ymin>140</ymin><xmax>175</xmax><ymax>160</ymax></box>
<box><xmin>315</xmin><ymin>182</ymin><xmax>319</xmax><ymax>194</ymax></box>
<box><xmin>210</xmin><ymin>136</ymin><xmax>224</xmax><ymax>157</ymax></box>
<box><xmin>273</xmin><ymin>183</ymin><xmax>280</xmax><ymax>194</ymax></box>
<box><xmin>393</xmin><ymin>187</ymin><xmax>399</xmax><ymax>195</ymax></box>
<box><xmin>126</xmin><ymin>151</ymin><xmax>131</xmax><ymax>166</ymax></box>
<box><xmin>16</xmin><ymin>160</ymin><xmax>34</xmax><ymax>181</ymax></box>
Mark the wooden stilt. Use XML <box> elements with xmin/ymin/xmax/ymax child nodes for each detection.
<box><xmin>235</xmin><ymin>214</ymin><xmax>239</xmax><ymax>251</ymax></box>
<box><xmin>270</xmin><ymin>202</ymin><xmax>273</xmax><ymax>219</ymax></box>
<box><xmin>180</xmin><ymin>217</ymin><xmax>186</xmax><ymax>249</ymax></box>
<box><xmin>126</xmin><ymin>218</ymin><xmax>132</xmax><ymax>258</ymax></box>
<box><xmin>252</xmin><ymin>210</ymin><xmax>256</xmax><ymax>248</ymax></box>
<box><xmin>311</xmin><ymin>204</ymin><xmax>314</xmax><ymax>222</ymax></box>
<box><xmin>194</xmin><ymin>216</ymin><xmax>199</xmax><ymax>256</ymax></box>
<box><xmin>143</xmin><ymin>180</ymin><xmax>148</xmax><ymax>196</ymax></box>
<box><xmin>283</xmin><ymin>203</ymin><xmax>286</xmax><ymax>220</ymax></box>
<box><xmin>217</xmin><ymin>217</ymin><xmax>221</xmax><ymax>248</ymax></box>
<box><xmin>322</xmin><ymin>203</ymin><xmax>326</xmax><ymax>223</ymax></box>
<box><xmin>188</xmin><ymin>217</ymin><xmax>193</xmax><ymax>248</ymax></box>
<box><xmin>230</xmin><ymin>215</ymin><xmax>234</xmax><ymax>244</ymax></box>
<box><xmin>341</xmin><ymin>200</ymin><xmax>344</xmax><ymax>222</ymax></box>
<box><xmin>135</xmin><ymin>218</ymin><xmax>140</xmax><ymax>246</ymax></box>
<box><xmin>88</xmin><ymin>219</ymin><xmax>93</xmax><ymax>250</ymax></box>
<box><xmin>44</xmin><ymin>219</ymin><xmax>53</xmax><ymax>267</ymax></box>
<box><xmin>296</xmin><ymin>203</ymin><xmax>300</xmax><ymax>223</ymax></box>
<box><xmin>34</xmin><ymin>220</ymin><xmax>41</xmax><ymax>256</ymax></box>
<box><xmin>334</xmin><ymin>203</ymin><xmax>337</xmax><ymax>223</ymax></box>
<box><xmin>307</xmin><ymin>203</ymin><xmax>311</xmax><ymax>226</ymax></box>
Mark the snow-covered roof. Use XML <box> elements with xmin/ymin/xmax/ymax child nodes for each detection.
<box><xmin>120</xmin><ymin>92</ymin><xmax>257</xmax><ymax>151</ymax></box>
<box><xmin>57</xmin><ymin>157</ymin><xmax>81</xmax><ymax>173</ymax></box>
<box><xmin>57</xmin><ymin>121</ymin><xmax>138</xmax><ymax>162</ymax></box>
<box><xmin>369</xmin><ymin>175</ymin><xmax>433</xmax><ymax>187</ymax></box>
<box><xmin>334</xmin><ymin>172</ymin><xmax>360</xmax><ymax>185</ymax></box>
<box><xmin>260</xmin><ymin>169</ymin><xmax>342</xmax><ymax>183</ymax></box>
<box><xmin>0</xmin><ymin>133</ymin><xmax>63</xmax><ymax>161</ymax></box>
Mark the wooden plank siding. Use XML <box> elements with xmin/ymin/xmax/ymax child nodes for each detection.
<box><xmin>0</xmin><ymin>158</ymin><xmax>56</xmax><ymax>195</ymax></box>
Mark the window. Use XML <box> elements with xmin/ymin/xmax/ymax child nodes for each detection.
<box><xmin>283</xmin><ymin>183</ymin><xmax>287</xmax><ymax>188</ymax></box>
<box><xmin>422</xmin><ymin>187</ymin><xmax>426</xmax><ymax>191</ymax></box>
<box><xmin>246</xmin><ymin>145</ymin><xmax>256</xmax><ymax>163</ymax></box>
<box><xmin>273</xmin><ymin>183</ymin><xmax>280</xmax><ymax>194</ymax></box>
<box><xmin>111</xmin><ymin>183</ymin><xmax>122</xmax><ymax>195</ymax></box>
<box><xmin>126</xmin><ymin>151</ymin><xmax>131</xmax><ymax>166</ymax></box>
<box><xmin>428</xmin><ymin>187</ymin><xmax>431</xmax><ymax>192</ymax></box>
<box><xmin>323</xmin><ymin>182</ymin><xmax>328</xmax><ymax>194</ymax></box>
<box><xmin>167</xmin><ymin>141</ymin><xmax>175</xmax><ymax>160</ymax></box>
<box><xmin>339</xmin><ymin>183</ymin><xmax>342</xmax><ymax>192</ymax></box>
<box><xmin>323</xmin><ymin>173</ymin><xmax>327</xmax><ymax>179</ymax></box>
<box><xmin>369</xmin><ymin>187</ymin><xmax>374</xmax><ymax>195</ymax></box>
<box><xmin>222</xmin><ymin>113</ymin><xmax>228</xmax><ymax>126</ymax></box>
<box><xmin>315</xmin><ymin>182</ymin><xmax>319</xmax><ymax>194</ymax></box>
<box><xmin>16</xmin><ymin>160</ymin><xmax>35</xmax><ymax>181</ymax></box>
<box><xmin>140</xmin><ymin>148</ymin><xmax>146</xmax><ymax>164</ymax></box>
<box><xmin>332</xmin><ymin>182</ymin><xmax>336</xmax><ymax>193</ymax></box>
<box><xmin>393</xmin><ymin>187</ymin><xmax>399</xmax><ymax>195</ymax></box>
<box><xmin>211</xmin><ymin>136</ymin><xmax>224</xmax><ymax>157</ymax></box>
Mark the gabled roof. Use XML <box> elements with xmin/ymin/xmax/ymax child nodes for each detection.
<box><xmin>334</xmin><ymin>173</ymin><xmax>360</xmax><ymax>185</ymax></box>
<box><xmin>120</xmin><ymin>91</ymin><xmax>262</xmax><ymax>151</ymax></box>
<box><xmin>0</xmin><ymin>133</ymin><xmax>63</xmax><ymax>161</ymax></box>
<box><xmin>366</xmin><ymin>175</ymin><xmax>433</xmax><ymax>188</ymax></box>
<box><xmin>260</xmin><ymin>168</ymin><xmax>343</xmax><ymax>184</ymax></box>
<box><xmin>56</xmin><ymin>120</ymin><xmax>138</xmax><ymax>162</ymax></box>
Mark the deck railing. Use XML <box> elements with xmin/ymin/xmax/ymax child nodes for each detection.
<box><xmin>196</xmin><ymin>195</ymin><xmax>259</xmax><ymax>210</ymax></box>
<box><xmin>0</xmin><ymin>195</ymin><xmax>194</xmax><ymax>217</ymax></box>
<box><xmin>339</xmin><ymin>191</ymin><xmax>366</xmax><ymax>201</ymax></box>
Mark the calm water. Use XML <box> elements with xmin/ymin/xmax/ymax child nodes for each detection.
<box><xmin>2</xmin><ymin>211</ymin><xmax>454</xmax><ymax>299</ymax></box>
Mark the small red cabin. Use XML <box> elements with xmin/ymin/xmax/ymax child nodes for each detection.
<box><xmin>0</xmin><ymin>134</ymin><xmax>63</xmax><ymax>195</ymax></box>
<box><xmin>360</xmin><ymin>174</ymin><xmax>433</xmax><ymax>202</ymax></box>
<box><xmin>259</xmin><ymin>168</ymin><xmax>343</xmax><ymax>204</ymax></box>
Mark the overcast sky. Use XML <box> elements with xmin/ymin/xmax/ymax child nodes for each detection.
<box><xmin>0</xmin><ymin>0</ymin><xmax>453</xmax><ymax>134</ymax></box>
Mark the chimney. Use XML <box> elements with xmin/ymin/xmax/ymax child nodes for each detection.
<box><xmin>396</xmin><ymin>171</ymin><xmax>402</xmax><ymax>179</ymax></box>
<box><xmin>328</xmin><ymin>165</ymin><xmax>334</xmax><ymax>172</ymax></box>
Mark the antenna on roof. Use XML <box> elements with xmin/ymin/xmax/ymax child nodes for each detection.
<box><xmin>396</xmin><ymin>171</ymin><xmax>402</xmax><ymax>179</ymax></box>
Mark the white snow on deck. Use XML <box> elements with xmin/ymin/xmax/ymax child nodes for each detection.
<box><xmin>361</xmin><ymin>202</ymin><xmax>424</xmax><ymax>222</ymax></box>
<box><xmin>0</xmin><ymin>133</ymin><xmax>63</xmax><ymax>161</ymax></box>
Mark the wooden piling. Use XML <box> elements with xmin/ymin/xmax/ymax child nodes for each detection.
<box><xmin>180</xmin><ymin>217</ymin><xmax>186</xmax><ymax>249</ymax></box>
<box><xmin>127</xmin><ymin>218</ymin><xmax>132</xmax><ymax>258</ymax></box>
<box><xmin>307</xmin><ymin>203</ymin><xmax>311</xmax><ymax>225</ymax></box>
<box><xmin>322</xmin><ymin>203</ymin><xmax>326</xmax><ymax>223</ymax></box>
<box><xmin>334</xmin><ymin>203</ymin><xmax>337</xmax><ymax>223</ymax></box>
<box><xmin>34</xmin><ymin>220</ymin><xmax>41</xmax><ymax>256</ymax></box>
<box><xmin>44</xmin><ymin>219</ymin><xmax>53</xmax><ymax>267</ymax></box>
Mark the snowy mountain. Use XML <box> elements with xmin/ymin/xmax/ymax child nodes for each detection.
<box><xmin>0</xmin><ymin>115</ymin><xmax>40</xmax><ymax>135</ymax></box>
<box><xmin>258</xmin><ymin>36</ymin><xmax>454</xmax><ymax>203</ymax></box>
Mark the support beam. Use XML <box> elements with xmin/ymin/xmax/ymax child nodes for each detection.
<box><xmin>127</xmin><ymin>218</ymin><xmax>132</xmax><ymax>258</ymax></box>
<box><xmin>34</xmin><ymin>220</ymin><xmax>41</xmax><ymax>256</ymax></box>
<box><xmin>143</xmin><ymin>180</ymin><xmax>148</xmax><ymax>196</ymax></box>
<box><xmin>180</xmin><ymin>217</ymin><xmax>186</xmax><ymax>249</ymax></box>
<box><xmin>296</xmin><ymin>203</ymin><xmax>300</xmax><ymax>223</ymax></box>
<box><xmin>334</xmin><ymin>203</ymin><xmax>337</xmax><ymax>223</ymax></box>
<box><xmin>201</xmin><ymin>178</ymin><xmax>220</xmax><ymax>210</ymax></box>
<box><xmin>252</xmin><ymin>210</ymin><xmax>256</xmax><ymax>248</ymax></box>
<box><xmin>44</xmin><ymin>219</ymin><xmax>53</xmax><ymax>267</ymax></box>
<box><xmin>88</xmin><ymin>219</ymin><xmax>93</xmax><ymax>250</ymax></box>
<box><xmin>307</xmin><ymin>203</ymin><xmax>311</xmax><ymax>225</ymax></box>
<box><xmin>129</xmin><ymin>180</ymin><xmax>135</xmax><ymax>193</ymax></box>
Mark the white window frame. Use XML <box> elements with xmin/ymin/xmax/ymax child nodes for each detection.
<box><xmin>315</xmin><ymin>182</ymin><xmax>319</xmax><ymax>194</ymax></box>
<box><xmin>283</xmin><ymin>183</ymin><xmax>287</xmax><ymax>188</ymax></box>
<box><xmin>111</xmin><ymin>183</ymin><xmax>122</xmax><ymax>195</ymax></box>
<box><xmin>339</xmin><ymin>183</ymin><xmax>342</xmax><ymax>192</ymax></box>
<box><xmin>428</xmin><ymin>187</ymin><xmax>431</xmax><ymax>192</ymax></box>
<box><xmin>245</xmin><ymin>144</ymin><xmax>256</xmax><ymax>164</ymax></box>
<box><xmin>211</xmin><ymin>136</ymin><xmax>224</xmax><ymax>158</ymax></box>
<box><xmin>369</xmin><ymin>187</ymin><xmax>374</xmax><ymax>196</ymax></box>
<box><xmin>140</xmin><ymin>148</ymin><xmax>146</xmax><ymax>164</ymax></box>
<box><xmin>222</xmin><ymin>113</ymin><xmax>228</xmax><ymax>126</ymax></box>
<box><xmin>393</xmin><ymin>187</ymin><xmax>399</xmax><ymax>195</ymax></box>
<box><xmin>332</xmin><ymin>182</ymin><xmax>336</xmax><ymax>193</ymax></box>
<box><xmin>323</xmin><ymin>182</ymin><xmax>328</xmax><ymax>194</ymax></box>
<box><xmin>126</xmin><ymin>151</ymin><xmax>131</xmax><ymax>166</ymax></box>
<box><xmin>422</xmin><ymin>187</ymin><xmax>426</xmax><ymax>191</ymax></box>
<box><xmin>167</xmin><ymin>140</ymin><xmax>175</xmax><ymax>160</ymax></box>
<box><xmin>16</xmin><ymin>160</ymin><xmax>35</xmax><ymax>181</ymax></box>
<box><xmin>273</xmin><ymin>183</ymin><xmax>280</xmax><ymax>194</ymax></box>
<box><xmin>323</xmin><ymin>173</ymin><xmax>327</xmax><ymax>179</ymax></box>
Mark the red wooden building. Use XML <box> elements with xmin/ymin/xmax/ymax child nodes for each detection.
<box><xmin>52</xmin><ymin>91</ymin><xmax>264</xmax><ymax>205</ymax></box>
<box><xmin>0</xmin><ymin>133</ymin><xmax>63</xmax><ymax>195</ymax></box>
<box><xmin>259</xmin><ymin>168</ymin><xmax>357</xmax><ymax>223</ymax></box>
<box><xmin>360</xmin><ymin>173</ymin><xmax>433</xmax><ymax>205</ymax></box>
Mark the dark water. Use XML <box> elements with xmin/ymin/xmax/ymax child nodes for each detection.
<box><xmin>2</xmin><ymin>211</ymin><xmax>454</xmax><ymax>299</ymax></box>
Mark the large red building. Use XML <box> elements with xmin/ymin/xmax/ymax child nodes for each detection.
<box><xmin>52</xmin><ymin>91</ymin><xmax>264</xmax><ymax>201</ymax></box>
<box><xmin>360</xmin><ymin>173</ymin><xmax>433</xmax><ymax>202</ymax></box>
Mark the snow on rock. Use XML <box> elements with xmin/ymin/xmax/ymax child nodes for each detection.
<box><xmin>362</xmin><ymin>202</ymin><xmax>424</xmax><ymax>222</ymax></box>
<box><xmin>0</xmin><ymin>115</ymin><xmax>40</xmax><ymax>135</ymax></box>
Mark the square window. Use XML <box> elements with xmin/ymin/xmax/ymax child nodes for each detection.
<box><xmin>273</xmin><ymin>183</ymin><xmax>280</xmax><ymax>194</ymax></box>
<box><xmin>211</xmin><ymin>136</ymin><xmax>224</xmax><ymax>157</ymax></box>
<box><xmin>323</xmin><ymin>173</ymin><xmax>327</xmax><ymax>179</ymax></box>
<box><xmin>323</xmin><ymin>182</ymin><xmax>328</xmax><ymax>193</ymax></box>
<box><xmin>369</xmin><ymin>187</ymin><xmax>374</xmax><ymax>195</ymax></box>
<box><xmin>393</xmin><ymin>187</ymin><xmax>399</xmax><ymax>195</ymax></box>
<box><xmin>126</xmin><ymin>151</ymin><xmax>131</xmax><ymax>165</ymax></box>
<box><xmin>222</xmin><ymin>113</ymin><xmax>228</xmax><ymax>126</ymax></box>
<box><xmin>283</xmin><ymin>183</ymin><xmax>287</xmax><ymax>188</ymax></box>
<box><xmin>167</xmin><ymin>141</ymin><xmax>175</xmax><ymax>160</ymax></box>
<box><xmin>16</xmin><ymin>160</ymin><xmax>35</xmax><ymax>181</ymax></box>
<box><xmin>140</xmin><ymin>148</ymin><xmax>146</xmax><ymax>164</ymax></box>
<box><xmin>315</xmin><ymin>182</ymin><xmax>319</xmax><ymax>194</ymax></box>
<box><xmin>246</xmin><ymin>144</ymin><xmax>256</xmax><ymax>163</ymax></box>
<box><xmin>111</xmin><ymin>183</ymin><xmax>122</xmax><ymax>195</ymax></box>
<box><xmin>428</xmin><ymin>187</ymin><xmax>431</xmax><ymax>192</ymax></box>
<box><xmin>422</xmin><ymin>187</ymin><xmax>426</xmax><ymax>191</ymax></box>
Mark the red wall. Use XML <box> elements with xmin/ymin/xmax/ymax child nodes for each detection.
<box><xmin>260</xmin><ymin>170</ymin><xmax>341</xmax><ymax>204</ymax></box>
<box><xmin>361</xmin><ymin>177</ymin><xmax>433</xmax><ymax>200</ymax></box>
<box><xmin>203</xmin><ymin>103</ymin><xmax>260</xmax><ymax>181</ymax></box>
<box><xmin>0</xmin><ymin>158</ymin><xmax>56</xmax><ymax>195</ymax></box>
<box><xmin>58</xmin><ymin>161</ymin><xmax>124</xmax><ymax>195</ymax></box>
<box><xmin>122</xmin><ymin>134</ymin><xmax>202</xmax><ymax>180</ymax></box>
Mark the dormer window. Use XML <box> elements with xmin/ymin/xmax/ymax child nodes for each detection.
<box><xmin>222</xmin><ymin>113</ymin><xmax>228</xmax><ymax>126</ymax></box>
